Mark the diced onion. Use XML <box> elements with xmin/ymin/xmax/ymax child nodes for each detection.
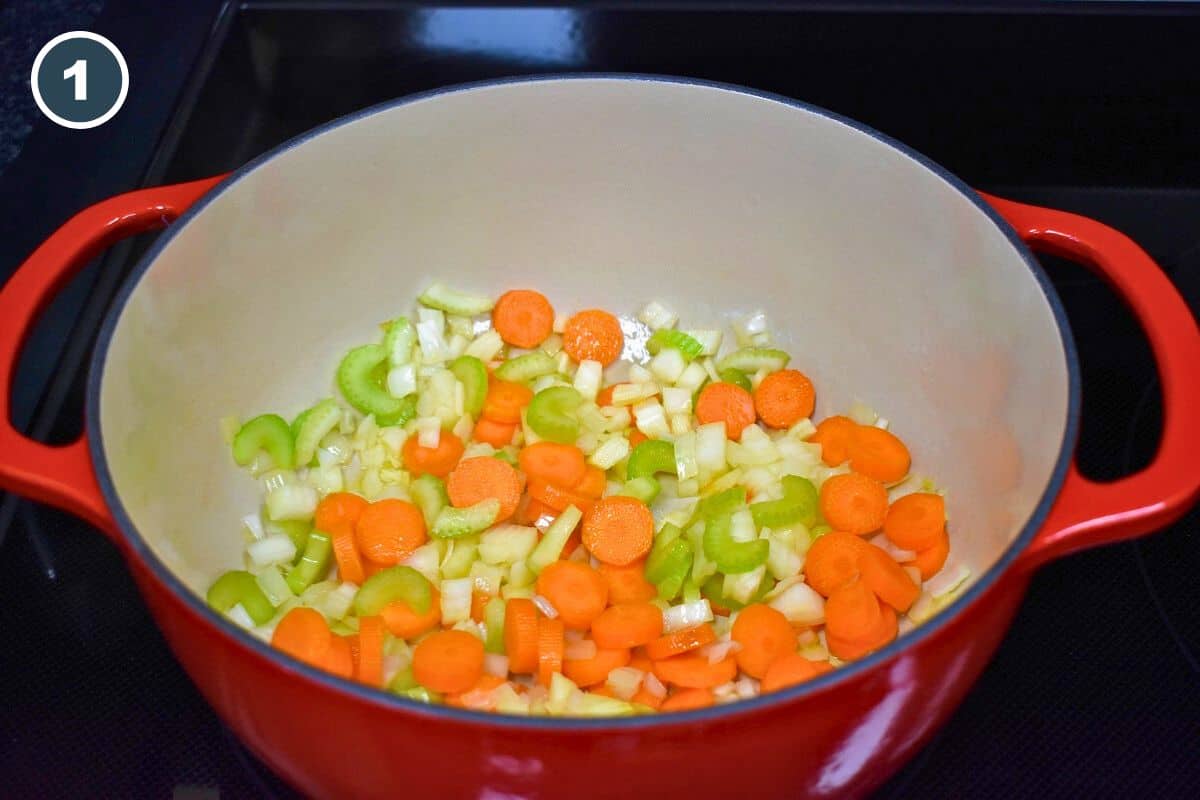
<box><xmin>573</xmin><ymin>360</ymin><xmax>603</xmax><ymax>401</ymax></box>
<box><xmin>247</xmin><ymin>533</ymin><xmax>297</xmax><ymax>566</ymax></box>
<box><xmin>648</xmin><ymin>348</ymin><xmax>687</xmax><ymax>384</ymax></box>
<box><xmin>674</xmin><ymin>361</ymin><xmax>708</xmax><ymax>393</ymax></box>
<box><xmin>633</xmin><ymin>399</ymin><xmax>671</xmax><ymax>440</ymax></box>
<box><xmin>926</xmin><ymin>562</ymin><xmax>971</xmax><ymax>599</ymax></box>
<box><xmin>612</xmin><ymin>382</ymin><xmax>660</xmax><ymax>406</ymax></box>
<box><xmin>590</xmin><ymin>436</ymin><xmax>631</xmax><ymax>470</ymax></box>
<box><xmin>227</xmin><ymin>604</ymin><xmax>256</xmax><ymax>629</ymax></box>
<box><xmin>241</xmin><ymin>513</ymin><xmax>265</xmax><ymax>541</ymax></box>
<box><xmin>702</xmin><ymin>640</ymin><xmax>741</xmax><ymax>665</ymax></box>
<box><xmin>638</xmin><ymin>301</ymin><xmax>678</xmax><ymax>330</ymax></box>
<box><xmin>733</xmin><ymin>310</ymin><xmax>769</xmax><ymax>346</ymax></box>
<box><xmin>668</xmin><ymin>413</ymin><xmax>692</xmax><ymax>436</ymax></box>
<box><xmin>847</xmin><ymin>400</ymin><xmax>878</xmax><ymax>426</ymax></box>
<box><xmin>605</xmin><ymin>667</ymin><xmax>645</xmax><ymax>700</ymax></box>
<box><xmin>734</xmin><ymin>676</ymin><xmax>760</xmax><ymax>699</ymax></box>
<box><xmin>662</xmin><ymin>599</ymin><xmax>713</xmax><ymax>634</ymax></box>
<box><xmin>464</xmin><ymin>329</ymin><xmax>505</xmax><ymax>362</ymax></box>
<box><xmin>768</xmin><ymin>581</ymin><xmax>825</xmax><ymax>626</ymax></box>
<box><xmin>628</xmin><ymin>364</ymin><xmax>654</xmax><ymax>383</ymax></box>
<box><xmin>643</xmin><ymin>672</ymin><xmax>667</xmax><ymax>699</ymax></box>
<box><xmin>265</xmin><ymin>485</ymin><xmax>318</xmax><ymax>521</ymax></box>
<box><xmin>484</xmin><ymin>653</ymin><xmax>510</xmax><ymax>678</ymax></box>
<box><xmin>729</xmin><ymin>509</ymin><xmax>757</xmax><ymax>543</ymax></box>
<box><xmin>673</xmin><ymin>431</ymin><xmax>698</xmax><ymax>481</ymax></box>
<box><xmin>533</xmin><ymin>595</ymin><xmax>559</xmax><ymax>619</ymax></box>
<box><xmin>415</xmin><ymin>416</ymin><xmax>441</xmax><ymax>449</ymax></box>
<box><xmin>386</xmin><ymin>363</ymin><xmax>417</xmax><ymax>398</ymax></box>
<box><xmin>440</xmin><ymin>577</ymin><xmax>474</xmax><ymax>624</ymax></box>
<box><xmin>661</xmin><ymin>387</ymin><xmax>692</xmax><ymax>415</ymax></box>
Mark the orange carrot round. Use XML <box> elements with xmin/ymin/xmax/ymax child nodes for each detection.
<box><xmin>629</xmin><ymin>651</ymin><xmax>654</xmax><ymax>674</ymax></box>
<box><xmin>808</xmin><ymin>416</ymin><xmax>858</xmax><ymax>466</ymax></box>
<box><xmin>536</xmin><ymin>560</ymin><xmax>609</xmax><ymax>630</ymax></box>
<box><xmin>572</xmin><ymin>466</ymin><xmax>608</xmax><ymax>500</ymax></box>
<box><xmin>819</xmin><ymin>472</ymin><xmax>889</xmax><ymax>535</ymax></box>
<box><xmin>504</xmin><ymin>598</ymin><xmax>540</xmax><ymax>674</ymax></box>
<box><xmin>380</xmin><ymin>586</ymin><xmax>441</xmax><ymax>639</ymax></box>
<box><xmin>804</xmin><ymin>531</ymin><xmax>869</xmax><ymax>597</ymax></box>
<box><xmin>760</xmin><ymin>653</ymin><xmax>833</xmax><ymax>692</ymax></box>
<box><xmin>412</xmin><ymin>629</ymin><xmax>485</xmax><ymax>694</ymax></box>
<box><xmin>597</xmin><ymin>561</ymin><xmax>658</xmax><ymax>605</ymax></box>
<box><xmin>355</xmin><ymin>499</ymin><xmax>427</xmax><ymax>565</ymax></box>
<box><xmin>314</xmin><ymin>491</ymin><xmax>368</xmax><ymax>534</ymax></box>
<box><xmin>628</xmin><ymin>429</ymin><xmax>648</xmax><ymax>449</ymax></box>
<box><xmin>563</xmin><ymin>646</ymin><xmax>631</xmax><ymax>687</ymax></box>
<box><xmin>905</xmin><ymin>528</ymin><xmax>950</xmax><ymax>580</ymax></box>
<box><xmin>473</xmin><ymin>416</ymin><xmax>517</xmax><ymax>448</ymax></box>
<box><xmin>695</xmin><ymin>382</ymin><xmax>757</xmax><ymax>440</ymax></box>
<box><xmin>518</xmin><ymin>441</ymin><xmax>587</xmax><ymax>487</ymax></box>
<box><xmin>652</xmin><ymin>654</ymin><xmax>737</xmax><ymax>689</ymax></box>
<box><xmin>330</xmin><ymin>523</ymin><xmax>366</xmax><ymax>584</ymax></box>
<box><xmin>884</xmin><ymin>492</ymin><xmax>946</xmax><ymax>551</ymax></box>
<box><xmin>591</xmin><ymin>602</ymin><xmax>664</xmax><ymax>649</ymax></box>
<box><xmin>660</xmin><ymin>688</ymin><xmax>715</xmax><ymax>712</ymax></box>
<box><xmin>826</xmin><ymin>602</ymin><xmax>898</xmax><ymax>661</ymax></box>
<box><xmin>271</xmin><ymin>607</ymin><xmax>333</xmax><ymax>668</ymax></box>
<box><xmin>562</xmin><ymin>309</ymin><xmax>624</xmax><ymax>366</ymax></box>
<box><xmin>643</xmin><ymin>623</ymin><xmax>717</xmax><ymax>661</ymax></box>
<box><xmin>447</xmin><ymin>456</ymin><xmax>522</xmax><ymax>521</ymax></box>
<box><xmin>518</xmin><ymin>498</ymin><xmax>557</xmax><ymax>527</ymax></box>
<box><xmin>824</xmin><ymin>579</ymin><xmax>883</xmax><ymax>643</ymax></box>
<box><xmin>355</xmin><ymin>615</ymin><xmax>385</xmax><ymax>687</ymax></box>
<box><xmin>402</xmin><ymin>430</ymin><xmax>464</xmax><ymax>478</ymax></box>
<box><xmin>631</xmin><ymin>686</ymin><xmax>664</xmax><ymax>709</ymax></box>
<box><xmin>581</xmin><ymin>496</ymin><xmax>654</xmax><ymax>566</ymax></box>
<box><xmin>596</xmin><ymin>383</ymin><xmax>624</xmax><ymax>407</ymax></box>
<box><xmin>849</xmin><ymin>426</ymin><xmax>911</xmax><ymax>484</ymax></box>
<box><xmin>482</xmin><ymin>380</ymin><xmax>534</xmax><ymax>424</ymax></box>
<box><xmin>754</xmin><ymin>369</ymin><xmax>816</xmax><ymax>429</ymax></box>
<box><xmin>492</xmin><ymin>289</ymin><xmax>555</xmax><ymax>348</ymax></box>
<box><xmin>321</xmin><ymin>635</ymin><xmax>355</xmax><ymax>679</ymax></box>
<box><xmin>528</xmin><ymin>479</ymin><xmax>595</xmax><ymax>514</ymax></box>
<box><xmin>536</xmin><ymin>616</ymin><xmax>565</xmax><ymax>687</ymax></box>
<box><xmin>730</xmin><ymin>603</ymin><xmax>799</xmax><ymax>679</ymax></box>
<box><xmin>858</xmin><ymin>542</ymin><xmax>920</xmax><ymax>611</ymax></box>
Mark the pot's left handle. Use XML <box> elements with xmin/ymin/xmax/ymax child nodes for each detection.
<box><xmin>0</xmin><ymin>176</ymin><xmax>225</xmax><ymax>541</ymax></box>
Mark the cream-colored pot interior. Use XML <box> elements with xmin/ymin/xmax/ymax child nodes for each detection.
<box><xmin>98</xmin><ymin>78</ymin><xmax>1070</xmax><ymax>596</ymax></box>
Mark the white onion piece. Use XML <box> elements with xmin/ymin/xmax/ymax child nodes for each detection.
<box><xmin>483</xmin><ymin>653</ymin><xmax>510</xmax><ymax>678</ymax></box>
<box><xmin>643</xmin><ymin>673</ymin><xmax>667</xmax><ymax>699</ymax></box>
<box><xmin>533</xmin><ymin>595</ymin><xmax>559</xmax><ymax>619</ymax></box>
<box><xmin>662</xmin><ymin>599</ymin><xmax>713</xmax><ymax>634</ymax></box>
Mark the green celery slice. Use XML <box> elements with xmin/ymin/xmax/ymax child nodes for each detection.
<box><xmin>703</xmin><ymin>514</ymin><xmax>769</xmax><ymax>574</ymax></box>
<box><xmin>494</xmin><ymin>351</ymin><xmax>557</xmax><ymax>383</ymax></box>
<box><xmin>418</xmin><ymin>283</ymin><xmax>494</xmax><ymax>316</ymax></box>
<box><xmin>207</xmin><ymin>570</ymin><xmax>275</xmax><ymax>625</ymax></box>
<box><xmin>410</xmin><ymin>474</ymin><xmax>449</xmax><ymax>530</ymax></box>
<box><xmin>336</xmin><ymin>344</ymin><xmax>415</xmax><ymax>425</ymax></box>
<box><xmin>232</xmin><ymin>414</ymin><xmax>294</xmax><ymax>469</ymax></box>
<box><xmin>292</xmin><ymin>398</ymin><xmax>341</xmax><ymax>467</ymax></box>
<box><xmin>432</xmin><ymin>499</ymin><xmax>500</xmax><ymax>539</ymax></box>
<box><xmin>526</xmin><ymin>386</ymin><xmax>583</xmax><ymax>444</ymax></box>
<box><xmin>448</xmin><ymin>355</ymin><xmax>488</xmax><ymax>416</ymax></box>
<box><xmin>383</xmin><ymin>316</ymin><xmax>416</xmax><ymax>365</ymax></box>
<box><xmin>626</xmin><ymin>439</ymin><xmax>675</xmax><ymax>480</ymax></box>
<box><xmin>526</xmin><ymin>505</ymin><xmax>584</xmax><ymax>574</ymax></box>
<box><xmin>286</xmin><ymin>530</ymin><xmax>333</xmax><ymax>594</ymax></box>
<box><xmin>646</xmin><ymin>329</ymin><xmax>703</xmax><ymax>361</ymax></box>
<box><xmin>750</xmin><ymin>475</ymin><xmax>819</xmax><ymax>529</ymax></box>
<box><xmin>698</xmin><ymin>486</ymin><xmax>747</xmax><ymax>519</ymax></box>
<box><xmin>354</xmin><ymin>565</ymin><xmax>432</xmax><ymax>616</ymax></box>
<box><xmin>716</xmin><ymin>347</ymin><xmax>791</xmax><ymax>374</ymax></box>
<box><xmin>618</xmin><ymin>476</ymin><xmax>660</xmax><ymax>505</ymax></box>
<box><xmin>484</xmin><ymin>596</ymin><xmax>507</xmax><ymax>654</ymax></box>
<box><xmin>717</xmin><ymin>367</ymin><xmax>752</xmax><ymax>393</ymax></box>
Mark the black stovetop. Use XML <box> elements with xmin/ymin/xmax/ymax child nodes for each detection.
<box><xmin>2</xmin><ymin>4</ymin><xmax>1198</xmax><ymax>798</ymax></box>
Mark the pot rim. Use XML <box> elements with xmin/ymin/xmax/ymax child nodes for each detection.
<box><xmin>85</xmin><ymin>73</ymin><xmax>1081</xmax><ymax>729</ymax></box>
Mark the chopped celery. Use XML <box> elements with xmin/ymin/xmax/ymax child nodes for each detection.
<box><xmin>648</xmin><ymin>539</ymin><xmax>692</xmax><ymax>601</ymax></box>
<box><xmin>484</xmin><ymin>596</ymin><xmax>507</xmax><ymax>654</ymax></box>
<box><xmin>383</xmin><ymin>316</ymin><xmax>416</xmax><ymax>365</ymax></box>
<box><xmin>397</xmin><ymin>686</ymin><xmax>442</xmax><ymax>704</ymax></box>
<box><xmin>265</xmin><ymin>515</ymin><xmax>311</xmax><ymax>561</ymax></box>
<box><xmin>750</xmin><ymin>475</ymin><xmax>819</xmax><ymax>529</ymax></box>
<box><xmin>700</xmin><ymin>571</ymin><xmax>771</xmax><ymax>611</ymax></box>
<box><xmin>432</xmin><ymin>500</ymin><xmax>500</xmax><ymax>539</ymax></box>
<box><xmin>494</xmin><ymin>351</ymin><xmax>557</xmax><ymax>383</ymax></box>
<box><xmin>703</xmin><ymin>514</ymin><xmax>769</xmax><ymax>574</ymax></box>
<box><xmin>410</xmin><ymin>474</ymin><xmax>448</xmax><ymax>529</ymax></box>
<box><xmin>493</xmin><ymin>448</ymin><xmax>518</xmax><ymax>466</ymax></box>
<box><xmin>626</xmin><ymin>439</ymin><xmax>675</xmax><ymax>480</ymax></box>
<box><xmin>418</xmin><ymin>283</ymin><xmax>494</xmax><ymax>316</ymax></box>
<box><xmin>573</xmin><ymin>693</ymin><xmax>636</xmax><ymax>717</ymax></box>
<box><xmin>388</xmin><ymin>666</ymin><xmax>418</xmax><ymax>692</ymax></box>
<box><xmin>286</xmin><ymin>530</ymin><xmax>332</xmax><ymax>594</ymax></box>
<box><xmin>354</xmin><ymin>565</ymin><xmax>432</xmax><ymax>615</ymax></box>
<box><xmin>207</xmin><ymin>570</ymin><xmax>275</xmax><ymax>625</ymax></box>
<box><xmin>441</xmin><ymin>538</ymin><xmax>480</xmax><ymax>580</ymax></box>
<box><xmin>232</xmin><ymin>414</ymin><xmax>294</xmax><ymax>470</ymax></box>
<box><xmin>448</xmin><ymin>355</ymin><xmax>488</xmax><ymax>416</ymax></box>
<box><xmin>478</xmin><ymin>525</ymin><xmax>538</xmax><ymax>565</ymax></box>
<box><xmin>646</xmin><ymin>329</ymin><xmax>704</xmax><ymax>361</ymax></box>
<box><xmin>686</xmin><ymin>520</ymin><xmax>718</xmax><ymax>584</ymax></box>
<box><xmin>718</xmin><ymin>367</ymin><xmax>752</xmax><ymax>393</ymax></box>
<box><xmin>618</xmin><ymin>476</ymin><xmax>661</xmax><ymax>505</ymax></box>
<box><xmin>716</xmin><ymin>347</ymin><xmax>790</xmax><ymax>374</ymax></box>
<box><xmin>810</xmin><ymin>524</ymin><xmax>832</xmax><ymax>540</ymax></box>
<box><xmin>337</xmin><ymin>344</ymin><xmax>416</xmax><ymax>425</ymax></box>
<box><xmin>698</xmin><ymin>486</ymin><xmax>747</xmax><ymax>519</ymax></box>
<box><xmin>527</xmin><ymin>505</ymin><xmax>584</xmax><ymax>574</ymax></box>
<box><xmin>526</xmin><ymin>386</ymin><xmax>583</xmax><ymax>444</ymax></box>
<box><xmin>255</xmin><ymin>566</ymin><xmax>294</xmax><ymax>606</ymax></box>
<box><xmin>265</xmin><ymin>484</ymin><xmax>318</xmax><ymax>522</ymax></box>
<box><xmin>292</xmin><ymin>398</ymin><xmax>341</xmax><ymax>467</ymax></box>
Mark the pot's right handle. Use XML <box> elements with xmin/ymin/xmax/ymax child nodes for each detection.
<box><xmin>0</xmin><ymin>176</ymin><xmax>225</xmax><ymax>541</ymax></box>
<box><xmin>980</xmin><ymin>193</ymin><xmax>1200</xmax><ymax>572</ymax></box>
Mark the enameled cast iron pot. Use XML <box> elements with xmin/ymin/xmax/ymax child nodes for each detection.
<box><xmin>2</xmin><ymin>77</ymin><xmax>1198</xmax><ymax>799</ymax></box>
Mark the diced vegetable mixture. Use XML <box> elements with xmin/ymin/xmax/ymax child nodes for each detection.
<box><xmin>213</xmin><ymin>285</ymin><xmax>970</xmax><ymax>716</ymax></box>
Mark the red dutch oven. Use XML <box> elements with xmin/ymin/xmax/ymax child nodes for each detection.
<box><xmin>2</xmin><ymin>77</ymin><xmax>1198</xmax><ymax>799</ymax></box>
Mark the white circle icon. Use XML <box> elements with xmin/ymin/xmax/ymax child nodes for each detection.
<box><xmin>31</xmin><ymin>31</ymin><xmax>129</xmax><ymax>130</ymax></box>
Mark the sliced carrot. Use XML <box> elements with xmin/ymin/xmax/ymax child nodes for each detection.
<box><xmin>482</xmin><ymin>380</ymin><xmax>534</xmax><ymax>425</ymax></box>
<box><xmin>596</xmin><ymin>383</ymin><xmax>624</xmax><ymax>407</ymax></box>
<box><xmin>321</xmin><ymin>635</ymin><xmax>355</xmax><ymax>679</ymax></box>
<box><xmin>314</xmin><ymin>492</ymin><xmax>368</xmax><ymax>534</ymax></box>
<box><xmin>581</xmin><ymin>496</ymin><xmax>654</xmax><ymax>566</ymax></box>
<box><xmin>504</xmin><ymin>598</ymin><xmax>540</xmax><ymax>674</ymax></box>
<box><xmin>804</xmin><ymin>531</ymin><xmax>870</xmax><ymax>597</ymax></box>
<box><xmin>631</xmin><ymin>686</ymin><xmax>664</xmax><ymax>709</ymax></box>
<box><xmin>528</xmin><ymin>480</ymin><xmax>595</xmax><ymax>514</ymax></box>
<box><xmin>536</xmin><ymin>560</ymin><xmax>609</xmax><ymax>630</ymax></box>
<box><xmin>819</xmin><ymin>472</ymin><xmax>889</xmax><ymax>535</ymax></box>
<box><xmin>562</xmin><ymin>527</ymin><xmax>584</xmax><ymax>558</ymax></box>
<box><xmin>824</xmin><ymin>579</ymin><xmax>883</xmax><ymax>643</ymax></box>
<box><xmin>653</xmin><ymin>654</ymin><xmax>737</xmax><ymax>689</ymax></box>
<box><xmin>518</xmin><ymin>498</ymin><xmax>557</xmax><ymax>527</ymax></box>
<box><xmin>355</xmin><ymin>615</ymin><xmax>385</xmax><ymax>687</ymax></box>
<box><xmin>905</xmin><ymin>528</ymin><xmax>950</xmax><ymax>580</ymax></box>
<box><xmin>826</xmin><ymin>602</ymin><xmax>898</xmax><ymax>661</ymax></box>
<box><xmin>412</xmin><ymin>629</ymin><xmax>485</xmax><ymax>694</ymax></box>
<box><xmin>597</xmin><ymin>560</ymin><xmax>658</xmax><ymax>605</ymax></box>
<box><xmin>380</xmin><ymin>586</ymin><xmax>441</xmax><ymax>639</ymax></box>
<box><xmin>447</xmin><ymin>456</ymin><xmax>522</xmax><ymax>521</ymax></box>
<box><xmin>563</xmin><ymin>646</ymin><xmax>631</xmax><ymax>687</ymax></box>
<box><xmin>536</xmin><ymin>616</ymin><xmax>565</xmax><ymax>687</ymax></box>
<box><xmin>492</xmin><ymin>289</ymin><xmax>555</xmax><ymax>348</ymax></box>
<box><xmin>808</xmin><ymin>416</ymin><xmax>858</xmax><ymax>466</ymax></box>
<box><xmin>883</xmin><ymin>492</ymin><xmax>946</xmax><ymax>551</ymax></box>
<box><xmin>695</xmin><ymin>382</ymin><xmax>757</xmax><ymax>440</ymax></box>
<box><xmin>356</xmin><ymin>498</ymin><xmax>427</xmax><ymax>565</ymax></box>
<box><xmin>753</xmin><ymin>369</ymin><xmax>816</xmax><ymax>429</ymax></box>
<box><xmin>473</xmin><ymin>416</ymin><xmax>517</xmax><ymax>448</ymax></box>
<box><xmin>470</xmin><ymin>591</ymin><xmax>491</xmax><ymax>623</ymax></box>
<box><xmin>628</xmin><ymin>429</ymin><xmax>648</xmax><ymax>449</ymax></box>
<box><xmin>518</xmin><ymin>441</ymin><xmax>587</xmax><ymax>487</ymax></box>
<box><xmin>629</xmin><ymin>651</ymin><xmax>654</xmax><ymax>674</ymax></box>
<box><xmin>858</xmin><ymin>542</ymin><xmax>920</xmax><ymax>611</ymax></box>
<box><xmin>573</xmin><ymin>466</ymin><xmax>608</xmax><ymax>499</ymax></box>
<box><xmin>402</xmin><ymin>430</ymin><xmax>465</xmax><ymax>478</ymax></box>
<box><xmin>643</xmin><ymin>623</ymin><xmax>717</xmax><ymax>661</ymax></box>
<box><xmin>849</xmin><ymin>426</ymin><xmax>911</xmax><ymax>484</ymax></box>
<box><xmin>760</xmin><ymin>653</ymin><xmax>833</xmax><ymax>693</ymax></box>
<box><xmin>730</xmin><ymin>603</ymin><xmax>799</xmax><ymax>679</ymax></box>
<box><xmin>271</xmin><ymin>607</ymin><xmax>333</xmax><ymax>668</ymax></box>
<box><xmin>562</xmin><ymin>309</ymin><xmax>624</xmax><ymax>366</ymax></box>
<box><xmin>330</xmin><ymin>523</ymin><xmax>366</xmax><ymax>584</ymax></box>
<box><xmin>591</xmin><ymin>602</ymin><xmax>664</xmax><ymax>649</ymax></box>
<box><xmin>660</xmin><ymin>688</ymin><xmax>715</xmax><ymax>712</ymax></box>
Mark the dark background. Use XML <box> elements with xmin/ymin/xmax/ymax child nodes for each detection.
<box><xmin>1</xmin><ymin>2</ymin><xmax>1198</xmax><ymax>797</ymax></box>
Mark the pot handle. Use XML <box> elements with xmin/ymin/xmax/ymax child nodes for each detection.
<box><xmin>980</xmin><ymin>192</ymin><xmax>1200</xmax><ymax>571</ymax></box>
<box><xmin>0</xmin><ymin>176</ymin><xmax>225</xmax><ymax>541</ymax></box>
